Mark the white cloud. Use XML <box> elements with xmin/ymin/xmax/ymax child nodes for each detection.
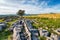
<box><xmin>0</xmin><ymin>0</ymin><xmax>60</xmax><ymax>15</ymax></box>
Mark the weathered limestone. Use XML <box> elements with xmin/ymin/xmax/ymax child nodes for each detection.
<box><xmin>13</xmin><ymin>26</ymin><xmax>21</xmax><ymax>40</ymax></box>
<box><xmin>13</xmin><ymin>19</ymin><xmax>31</xmax><ymax>40</ymax></box>
<box><xmin>24</xmin><ymin>20</ymin><xmax>31</xmax><ymax>40</ymax></box>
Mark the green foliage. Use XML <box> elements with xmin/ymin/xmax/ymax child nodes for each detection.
<box><xmin>0</xmin><ymin>17</ymin><xmax>18</xmax><ymax>40</ymax></box>
<box><xmin>33</xmin><ymin>18</ymin><xmax>60</xmax><ymax>29</ymax></box>
<box><xmin>0</xmin><ymin>29</ymin><xmax>12</xmax><ymax>40</ymax></box>
<box><xmin>31</xmin><ymin>18</ymin><xmax>60</xmax><ymax>35</ymax></box>
<box><xmin>17</xmin><ymin>10</ymin><xmax>25</xmax><ymax>16</ymax></box>
<box><xmin>17</xmin><ymin>10</ymin><xmax>25</xmax><ymax>19</ymax></box>
<box><xmin>32</xmin><ymin>22</ymin><xmax>39</xmax><ymax>29</ymax></box>
<box><xmin>40</xmin><ymin>36</ymin><xmax>46</xmax><ymax>40</ymax></box>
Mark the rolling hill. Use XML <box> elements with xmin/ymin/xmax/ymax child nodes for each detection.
<box><xmin>38</xmin><ymin>13</ymin><xmax>60</xmax><ymax>18</ymax></box>
<box><xmin>25</xmin><ymin>13</ymin><xmax>60</xmax><ymax>18</ymax></box>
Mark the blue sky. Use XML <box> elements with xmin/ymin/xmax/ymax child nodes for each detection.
<box><xmin>0</xmin><ymin>0</ymin><xmax>60</xmax><ymax>15</ymax></box>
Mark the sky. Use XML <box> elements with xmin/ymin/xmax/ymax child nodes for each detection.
<box><xmin>0</xmin><ymin>0</ymin><xmax>60</xmax><ymax>15</ymax></box>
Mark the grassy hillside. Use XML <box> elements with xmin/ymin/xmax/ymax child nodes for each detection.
<box><xmin>38</xmin><ymin>13</ymin><xmax>60</xmax><ymax>18</ymax></box>
<box><xmin>24</xmin><ymin>13</ymin><xmax>60</xmax><ymax>18</ymax></box>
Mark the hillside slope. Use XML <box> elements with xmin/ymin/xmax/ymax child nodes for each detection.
<box><xmin>38</xmin><ymin>13</ymin><xmax>60</xmax><ymax>18</ymax></box>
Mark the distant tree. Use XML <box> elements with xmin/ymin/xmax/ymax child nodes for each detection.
<box><xmin>17</xmin><ymin>10</ymin><xmax>25</xmax><ymax>19</ymax></box>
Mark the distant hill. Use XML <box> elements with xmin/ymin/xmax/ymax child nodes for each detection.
<box><xmin>24</xmin><ymin>13</ymin><xmax>60</xmax><ymax>18</ymax></box>
<box><xmin>0</xmin><ymin>13</ymin><xmax>60</xmax><ymax>18</ymax></box>
<box><xmin>38</xmin><ymin>13</ymin><xmax>60</xmax><ymax>18</ymax></box>
<box><xmin>0</xmin><ymin>14</ymin><xmax>18</xmax><ymax>18</ymax></box>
